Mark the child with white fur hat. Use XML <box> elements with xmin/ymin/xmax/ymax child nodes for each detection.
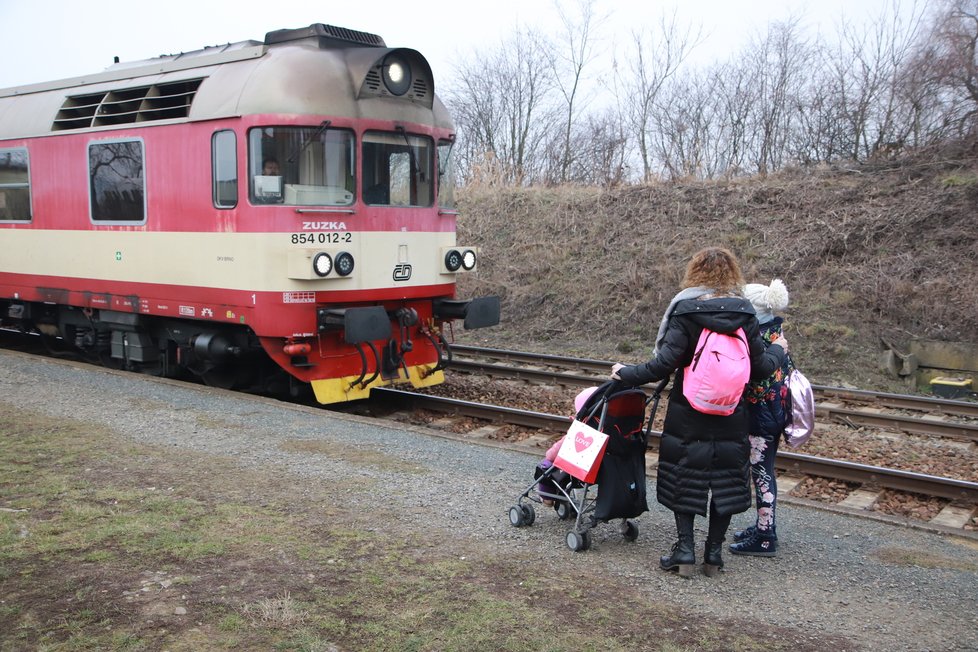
<box><xmin>731</xmin><ymin>278</ymin><xmax>795</xmax><ymax>557</ymax></box>
<box><xmin>743</xmin><ymin>279</ymin><xmax>789</xmax><ymax>325</ymax></box>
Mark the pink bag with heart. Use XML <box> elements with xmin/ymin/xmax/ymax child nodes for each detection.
<box><xmin>553</xmin><ymin>419</ymin><xmax>610</xmax><ymax>484</ymax></box>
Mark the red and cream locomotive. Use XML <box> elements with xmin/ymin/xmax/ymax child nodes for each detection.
<box><xmin>0</xmin><ymin>23</ymin><xmax>498</xmax><ymax>403</ymax></box>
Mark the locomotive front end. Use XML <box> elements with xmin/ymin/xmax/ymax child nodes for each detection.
<box><xmin>243</xmin><ymin>25</ymin><xmax>499</xmax><ymax>403</ymax></box>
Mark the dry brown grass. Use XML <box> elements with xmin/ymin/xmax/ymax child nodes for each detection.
<box><xmin>456</xmin><ymin>158</ymin><xmax>978</xmax><ymax>391</ymax></box>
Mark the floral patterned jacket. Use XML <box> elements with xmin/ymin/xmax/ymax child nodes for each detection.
<box><xmin>745</xmin><ymin>317</ymin><xmax>795</xmax><ymax>439</ymax></box>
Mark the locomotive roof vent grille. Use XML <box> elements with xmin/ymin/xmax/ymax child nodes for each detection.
<box><xmin>53</xmin><ymin>78</ymin><xmax>204</xmax><ymax>131</ymax></box>
<box><xmin>265</xmin><ymin>24</ymin><xmax>386</xmax><ymax>49</ymax></box>
<box><xmin>411</xmin><ymin>78</ymin><xmax>429</xmax><ymax>100</ymax></box>
<box><xmin>364</xmin><ymin>70</ymin><xmax>382</xmax><ymax>92</ymax></box>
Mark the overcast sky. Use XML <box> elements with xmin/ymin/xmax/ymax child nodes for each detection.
<box><xmin>2</xmin><ymin>0</ymin><xmax>904</xmax><ymax>90</ymax></box>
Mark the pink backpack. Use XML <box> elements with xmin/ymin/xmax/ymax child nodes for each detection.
<box><xmin>682</xmin><ymin>327</ymin><xmax>750</xmax><ymax>416</ymax></box>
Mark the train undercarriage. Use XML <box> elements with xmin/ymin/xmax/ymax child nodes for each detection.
<box><xmin>0</xmin><ymin>300</ymin><xmax>450</xmax><ymax>403</ymax></box>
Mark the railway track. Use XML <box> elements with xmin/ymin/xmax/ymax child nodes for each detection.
<box><xmin>3</xmin><ymin>330</ymin><xmax>976</xmax><ymax>536</ymax></box>
<box><xmin>373</xmin><ymin>388</ymin><xmax>978</xmax><ymax>500</ymax></box>
<box><xmin>450</xmin><ymin>344</ymin><xmax>978</xmax><ymax>443</ymax></box>
<box><xmin>370</xmin><ymin>345</ymin><xmax>978</xmax><ymax>537</ymax></box>
<box><xmin>372</xmin><ymin>387</ymin><xmax>978</xmax><ymax>538</ymax></box>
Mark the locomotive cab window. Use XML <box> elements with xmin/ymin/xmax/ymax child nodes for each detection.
<box><xmin>89</xmin><ymin>139</ymin><xmax>146</xmax><ymax>223</ymax></box>
<box><xmin>248</xmin><ymin>126</ymin><xmax>354</xmax><ymax>206</ymax></box>
<box><xmin>362</xmin><ymin>131</ymin><xmax>432</xmax><ymax>207</ymax></box>
<box><xmin>437</xmin><ymin>139</ymin><xmax>456</xmax><ymax>210</ymax></box>
<box><xmin>212</xmin><ymin>130</ymin><xmax>237</xmax><ymax>209</ymax></box>
<box><xmin>0</xmin><ymin>148</ymin><xmax>32</xmax><ymax>222</ymax></box>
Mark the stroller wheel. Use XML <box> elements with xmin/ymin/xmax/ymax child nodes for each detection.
<box><xmin>620</xmin><ymin>519</ymin><xmax>639</xmax><ymax>541</ymax></box>
<box><xmin>554</xmin><ymin>501</ymin><xmax>574</xmax><ymax>521</ymax></box>
<box><xmin>521</xmin><ymin>504</ymin><xmax>536</xmax><ymax>526</ymax></box>
<box><xmin>508</xmin><ymin>505</ymin><xmax>526</xmax><ymax>527</ymax></box>
<box><xmin>566</xmin><ymin>528</ymin><xmax>592</xmax><ymax>552</ymax></box>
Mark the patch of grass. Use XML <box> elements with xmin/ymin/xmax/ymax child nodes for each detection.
<box><xmin>794</xmin><ymin>321</ymin><xmax>855</xmax><ymax>340</ymax></box>
<box><xmin>242</xmin><ymin>592</ymin><xmax>310</xmax><ymax>628</ymax></box>
<box><xmin>279</xmin><ymin>439</ymin><xmax>428</xmax><ymax>474</ymax></box>
<box><xmin>872</xmin><ymin>546</ymin><xmax>978</xmax><ymax>571</ymax></box>
<box><xmin>940</xmin><ymin>173</ymin><xmax>978</xmax><ymax>188</ymax></box>
<box><xmin>0</xmin><ymin>402</ymin><xmax>851</xmax><ymax>652</ymax></box>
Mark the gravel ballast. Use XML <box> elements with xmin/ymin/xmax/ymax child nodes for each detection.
<box><xmin>2</xmin><ymin>351</ymin><xmax>976</xmax><ymax>652</ymax></box>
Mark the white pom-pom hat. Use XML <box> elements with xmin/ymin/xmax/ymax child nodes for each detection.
<box><xmin>743</xmin><ymin>279</ymin><xmax>789</xmax><ymax>324</ymax></box>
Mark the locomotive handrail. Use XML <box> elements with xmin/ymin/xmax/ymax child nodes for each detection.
<box><xmin>294</xmin><ymin>208</ymin><xmax>355</xmax><ymax>214</ymax></box>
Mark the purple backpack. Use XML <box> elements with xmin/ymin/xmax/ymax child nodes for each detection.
<box><xmin>784</xmin><ymin>368</ymin><xmax>815</xmax><ymax>448</ymax></box>
<box><xmin>682</xmin><ymin>327</ymin><xmax>750</xmax><ymax>416</ymax></box>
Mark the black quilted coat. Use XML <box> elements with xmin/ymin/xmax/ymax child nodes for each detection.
<box><xmin>617</xmin><ymin>296</ymin><xmax>786</xmax><ymax>517</ymax></box>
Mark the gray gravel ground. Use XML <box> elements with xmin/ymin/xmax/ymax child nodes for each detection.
<box><xmin>2</xmin><ymin>350</ymin><xmax>977</xmax><ymax>652</ymax></box>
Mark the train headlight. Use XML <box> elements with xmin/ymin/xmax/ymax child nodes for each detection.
<box><xmin>461</xmin><ymin>249</ymin><xmax>477</xmax><ymax>270</ymax></box>
<box><xmin>383</xmin><ymin>55</ymin><xmax>412</xmax><ymax>96</ymax></box>
<box><xmin>444</xmin><ymin>249</ymin><xmax>463</xmax><ymax>272</ymax></box>
<box><xmin>335</xmin><ymin>252</ymin><xmax>355</xmax><ymax>277</ymax></box>
<box><xmin>313</xmin><ymin>252</ymin><xmax>333</xmax><ymax>277</ymax></box>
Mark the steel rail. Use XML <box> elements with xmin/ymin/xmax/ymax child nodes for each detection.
<box><xmin>451</xmin><ymin>344</ymin><xmax>611</xmax><ymax>375</ymax></box>
<box><xmin>816</xmin><ymin>386</ymin><xmax>978</xmax><ymax>419</ymax></box>
<box><xmin>452</xmin><ymin>344</ymin><xmax>978</xmax><ymax>414</ymax></box>
<box><xmin>372</xmin><ymin>388</ymin><xmax>978</xmax><ymax>503</ymax></box>
<box><xmin>823</xmin><ymin>405</ymin><xmax>978</xmax><ymax>442</ymax></box>
<box><xmin>450</xmin><ymin>345</ymin><xmax>978</xmax><ymax>440</ymax></box>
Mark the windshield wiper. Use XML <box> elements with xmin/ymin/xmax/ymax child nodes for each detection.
<box><xmin>288</xmin><ymin>120</ymin><xmax>332</xmax><ymax>164</ymax></box>
<box><xmin>395</xmin><ymin>125</ymin><xmax>425</xmax><ymax>183</ymax></box>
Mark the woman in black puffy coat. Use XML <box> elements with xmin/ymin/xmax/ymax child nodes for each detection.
<box><xmin>611</xmin><ymin>247</ymin><xmax>787</xmax><ymax>578</ymax></box>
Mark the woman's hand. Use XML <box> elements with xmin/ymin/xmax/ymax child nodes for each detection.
<box><xmin>611</xmin><ymin>363</ymin><xmax>626</xmax><ymax>380</ymax></box>
<box><xmin>773</xmin><ymin>336</ymin><xmax>789</xmax><ymax>352</ymax></box>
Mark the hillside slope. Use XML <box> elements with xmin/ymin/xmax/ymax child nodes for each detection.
<box><xmin>454</xmin><ymin>159</ymin><xmax>978</xmax><ymax>392</ymax></box>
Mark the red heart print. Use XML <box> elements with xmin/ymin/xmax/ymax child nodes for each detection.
<box><xmin>574</xmin><ymin>431</ymin><xmax>593</xmax><ymax>452</ymax></box>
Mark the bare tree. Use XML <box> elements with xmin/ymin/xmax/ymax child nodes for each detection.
<box><xmin>614</xmin><ymin>11</ymin><xmax>701</xmax><ymax>182</ymax></box>
<box><xmin>740</xmin><ymin>18</ymin><xmax>810</xmax><ymax>174</ymax></box>
<box><xmin>445</xmin><ymin>28</ymin><xmax>559</xmax><ymax>185</ymax></box>
<box><xmin>912</xmin><ymin>0</ymin><xmax>978</xmax><ymax>138</ymax></box>
<box><xmin>548</xmin><ymin>0</ymin><xmax>609</xmax><ymax>184</ymax></box>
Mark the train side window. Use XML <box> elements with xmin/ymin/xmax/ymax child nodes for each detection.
<box><xmin>0</xmin><ymin>148</ymin><xmax>32</xmax><ymax>222</ymax></box>
<box><xmin>437</xmin><ymin>139</ymin><xmax>456</xmax><ymax>210</ymax></box>
<box><xmin>212</xmin><ymin>130</ymin><xmax>237</xmax><ymax>209</ymax></box>
<box><xmin>89</xmin><ymin>139</ymin><xmax>146</xmax><ymax>223</ymax></box>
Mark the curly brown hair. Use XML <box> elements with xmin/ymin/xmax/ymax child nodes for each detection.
<box><xmin>681</xmin><ymin>247</ymin><xmax>745</xmax><ymax>294</ymax></box>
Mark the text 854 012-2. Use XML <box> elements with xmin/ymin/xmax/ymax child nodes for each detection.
<box><xmin>290</xmin><ymin>232</ymin><xmax>353</xmax><ymax>245</ymax></box>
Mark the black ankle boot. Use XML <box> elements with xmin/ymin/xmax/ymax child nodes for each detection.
<box><xmin>703</xmin><ymin>540</ymin><xmax>724</xmax><ymax>577</ymax></box>
<box><xmin>660</xmin><ymin>512</ymin><xmax>695</xmax><ymax>577</ymax></box>
<box><xmin>703</xmin><ymin>507</ymin><xmax>731</xmax><ymax>577</ymax></box>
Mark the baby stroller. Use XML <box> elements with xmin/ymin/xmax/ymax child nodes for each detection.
<box><xmin>509</xmin><ymin>379</ymin><xmax>667</xmax><ymax>551</ymax></box>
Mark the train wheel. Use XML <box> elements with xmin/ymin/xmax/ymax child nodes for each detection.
<box><xmin>201</xmin><ymin>365</ymin><xmax>240</xmax><ymax>390</ymax></box>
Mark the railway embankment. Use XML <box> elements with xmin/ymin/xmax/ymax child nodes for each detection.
<box><xmin>455</xmin><ymin>160</ymin><xmax>978</xmax><ymax>396</ymax></box>
<box><xmin>1</xmin><ymin>350</ymin><xmax>977</xmax><ymax>650</ymax></box>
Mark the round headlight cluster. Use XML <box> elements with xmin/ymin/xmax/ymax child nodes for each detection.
<box><xmin>313</xmin><ymin>251</ymin><xmax>355</xmax><ymax>278</ymax></box>
<box><xmin>313</xmin><ymin>252</ymin><xmax>332</xmax><ymax>277</ymax></box>
<box><xmin>382</xmin><ymin>54</ymin><xmax>412</xmax><ymax>96</ymax></box>
<box><xmin>444</xmin><ymin>248</ymin><xmax>476</xmax><ymax>272</ymax></box>
<box><xmin>335</xmin><ymin>251</ymin><xmax>355</xmax><ymax>277</ymax></box>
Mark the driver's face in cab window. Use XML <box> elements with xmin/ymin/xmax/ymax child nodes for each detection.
<box><xmin>263</xmin><ymin>158</ymin><xmax>280</xmax><ymax>175</ymax></box>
